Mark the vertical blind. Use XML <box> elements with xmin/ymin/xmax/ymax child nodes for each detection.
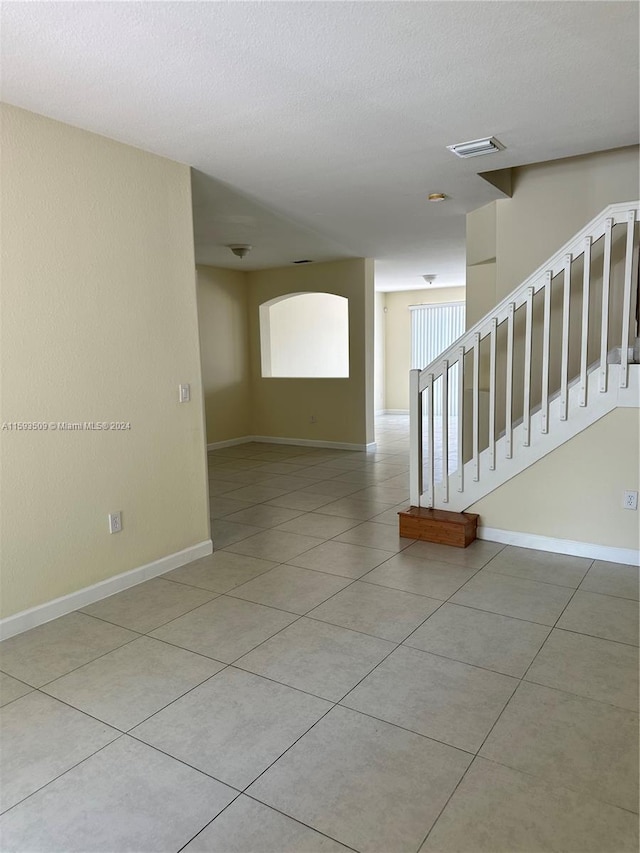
<box><xmin>410</xmin><ymin>302</ymin><xmax>465</xmax><ymax>415</ymax></box>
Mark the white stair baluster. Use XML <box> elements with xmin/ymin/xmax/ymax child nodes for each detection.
<box><xmin>560</xmin><ymin>254</ymin><xmax>572</xmax><ymax>420</ymax></box>
<box><xmin>620</xmin><ymin>210</ymin><xmax>636</xmax><ymax>388</ymax></box>
<box><xmin>409</xmin><ymin>369</ymin><xmax>422</xmax><ymax>506</ymax></box>
<box><xmin>599</xmin><ymin>218</ymin><xmax>613</xmax><ymax>392</ymax></box>
<box><xmin>427</xmin><ymin>375</ymin><xmax>435</xmax><ymax>508</ymax></box>
<box><xmin>579</xmin><ymin>237</ymin><xmax>592</xmax><ymax>406</ymax></box>
<box><xmin>442</xmin><ymin>360</ymin><xmax>449</xmax><ymax>503</ymax></box>
<box><xmin>472</xmin><ymin>332</ymin><xmax>480</xmax><ymax>480</ymax></box>
<box><xmin>505</xmin><ymin>303</ymin><xmax>514</xmax><ymax>458</ymax></box>
<box><xmin>489</xmin><ymin>318</ymin><xmax>497</xmax><ymax>469</ymax></box>
<box><xmin>523</xmin><ymin>287</ymin><xmax>534</xmax><ymax>445</ymax></box>
<box><xmin>541</xmin><ymin>272</ymin><xmax>552</xmax><ymax>433</ymax></box>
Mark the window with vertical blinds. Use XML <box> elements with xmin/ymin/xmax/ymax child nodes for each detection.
<box><xmin>410</xmin><ymin>302</ymin><xmax>465</xmax><ymax>415</ymax></box>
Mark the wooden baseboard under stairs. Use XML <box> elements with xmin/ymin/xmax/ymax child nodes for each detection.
<box><xmin>398</xmin><ymin>507</ymin><xmax>479</xmax><ymax>548</ymax></box>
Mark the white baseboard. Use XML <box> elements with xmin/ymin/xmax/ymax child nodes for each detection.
<box><xmin>207</xmin><ymin>435</ymin><xmax>376</xmax><ymax>453</ymax></box>
<box><xmin>478</xmin><ymin>526</ymin><xmax>639</xmax><ymax>566</ymax></box>
<box><xmin>0</xmin><ymin>540</ymin><xmax>213</xmax><ymax>641</ymax></box>
<box><xmin>207</xmin><ymin>436</ymin><xmax>252</xmax><ymax>451</ymax></box>
<box><xmin>382</xmin><ymin>409</ymin><xmax>409</xmax><ymax>415</ymax></box>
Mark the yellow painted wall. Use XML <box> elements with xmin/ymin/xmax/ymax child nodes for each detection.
<box><xmin>384</xmin><ymin>287</ymin><xmax>466</xmax><ymax>411</ymax></box>
<box><xmin>0</xmin><ymin>105</ymin><xmax>210</xmax><ymax>619</ymax></box>
<box><xmin>246</xmin><ymin>259</ymin><xmax>374</xmax><ymax>446</ymax></box>
<box><xmin>197</xmin><ymin>266</ymin><xmax>251</xmax><ymax>444</ymax></box>
<box><xmin>467</xmin><ymin>146</ymin><xmax>640</xmax><ymax>326</ymax></box>
<box><xmin>471</xmin><ymin>408</ymin><xmax>640</xmax><ymax>551</ymax></box>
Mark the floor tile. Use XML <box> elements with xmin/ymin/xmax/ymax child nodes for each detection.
<box><xmin>150</xmin><ymin>596</ymin><xmax>297</xmax><ymax>663</ymax></box>
<box><xmin>81</xmin><ymin>578</ymin><xmax>217</xmax><ymax>634</ymax></box>
<box><xmin>274</xmin><ymin>512</ymin><xmax>359</xmax><ymax>539</ymax></box>
<box><xmin>266</xmin><ymin>492</ymin><xmax>336</xmax><ymax>511</ymax></box>
<box><xmin>0</xmin><ymin>673</ymin><xmax>32</xmax><ymax>707</ymax></box>
<box><xmin>362</xmin><ymin>554</ymin><xmax>477</xmax><ymax>600</ymax></box>
<box><xmin>230</xmin><ymin>565</ymin><xmax>352</xmax><ymax>615</ymax></box>
<box><xmin>309</xmin><ymin>581</ymin><xmax>440</xmax><ymax>642</ymax></box>
<box><xmin>580</xmin><ymin>560</ymin><xmax>639</xmax><ymax>600</ymax></box>
<box><xmin>297</xmin><ymin>481</ymin><xmax>364</xmax><ymax>498</ymax></box>
<box><xmin>247</xmin><ymin>706</ymin><xmax>471</xmax><ymax>853</ymax></box>
<box><xmin>224</xmin><ymin>504</ymin><xmax>304</xmax><ymax>528</ymax></box>
<box><xmin>0</xmin><ymin>612</ymin><xmax>137</xmax><ymax>687</ymax></box>
<box><xmin>404</xmin><ymin>603</ymin><xmax>550</xmax><ymax>677</ymax></box>
<box><xmin>404</xmin><ymin>539</ymin><xmax>503</xmax><ymax>569</ymax></box>
<box><xmin>211</xmin><ymin>519</ymin><xmax>264</xmax><ymax>548</ymax></box>
<box><xmin>223</xmin><ymin>485</ymin><xmax>291</xmax><ymax>502</ymax></box>
<box><xmin>207</xmin><ymin>479</ymin><xmax>244</xmax><ymax>496</ymax></box>
<box><xmin>450</xmin><ymin>571</ymin><xmax>573</xmax><ymax>625</ymax></box>
<box><xmin>287</xmin><ymin>540</ymin><xmax>394</xmax><ymax>578</ymax></box>
<box><xmin>369</xmin><ymin>502</ymin><xmax>410</xmax><ymax>526</ymax></box>
<box><xmin>42</xmin><ymin>636</ymin><xmax>224</xmax><ymax>730</ymax></box>
<box><xmin>421</xmin><ymin>757</ymin><xmax>639</xmax><ymax>853</ymax></box>
<box><xmin>236</xmin><ymin>618</ymin><xmax>394</xmax><ymax>701</ymax></box>
<box><xmin>0</xmin><ymin>691</ymin><xmax>118</xmax><ymax>812</ymax></box>
<box><xmin>0</xmin><ymin>736</ymin><xmax>236</xmax><ymax>852</ymax></box>
<box><xmin>224</xmin><ymin>530</ymin><xmax>324</xmax><ymax>562</ymax></box>
<box><xmin>343</xmin><ymin>645</ymin><xmax>517</xmax><ymax>752</ymax></box>
<box><xmin>183</xmin><ymin>795</ymin><xmax>351</xmax><ymax>852</ymax></box>
<box><xmin>525</xmin><ymin>628</ymin><xmax>638</xmax><ymax>711</ymax></box>
<box><xmin>480</xmin><ymin>681</ymin><xmax>639</xmax><ymax>812</ymax></box>
<box><xmin>314</xmin><ymin>497</ymin><xmax>394</xmax><ymax>520</ymax></box>
<box><xmin>334</xmin><ymin>521</ymin><xmax>414</xmax><ymax>553</ymax></box>
<box><xmin>208</xmin><ymin>496</ymin><xmax>255</xmax><ymax>519</ymax></box>
<box><xmin>557</xmin><ymin>590</ymin><xmax>639</xmax><ymax>645</ymax></box>
<box><xmin>133</xmin><ymin>668</ymin><xmax>330</xmax><ymax>789</ymax></box>
<box><xmin>485</xmin><ymin>545</ymin><xmax>592</xmax><ymax>588</ymax></box>
<box><xmin>163</xmin><ymin>552</ymin><xmax>277</xmax><ymax>593</ymax></box>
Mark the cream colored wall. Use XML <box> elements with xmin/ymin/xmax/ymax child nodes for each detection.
<box><xmin>0</xmin><ymin>105</ymin><xmax>210</xmax><ymax>620</ymax></box>
<box><xmin>197</xmin><ymin>266</ymin><xmax>251</xmax><ymax>443</ymax></box>
<box><xmin>374</xmin><ymin>291</ymin><xmax>386</xmax><ymax>413</ymax></box>
<box><xmin>470</xmin><ymin>408</ymin><xmax>640</xmax><ymax>551</ymax></box>
<box><xmin>246</xmin><ymin>259</ymin><xmax>374</xmax><ymax>445</ymax></box>
<box><xmin>466</xmin><ymin>146</ymin><xmax>640</xmax><ymax>326</ymax></box>
<box><xmin>384</xmin><ymin>287</ymin><xmax>466</xmax><ymax>411</ymax></box>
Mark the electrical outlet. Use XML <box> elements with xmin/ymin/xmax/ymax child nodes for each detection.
<box><xmin>623</xmin><ymin>490</ymin><xmax>638</xmax><ymax>510</ymax></box>
<box><xmin>179</xmin><ymin>383</ymin><xmax>190</xmax><ymax>403</ymax></box>
<box><xmin>310</xmin><ymin>415</ymin><xmax>317</xmax><ymax>424</ymax></box>
<box><xmin>108</xmin><ymin>511</ymin><xmax>123</xmax><ymax>533</ymax></box>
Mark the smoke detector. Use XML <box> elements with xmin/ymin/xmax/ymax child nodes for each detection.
<box><xmin>447</xmin><ymin>137</ymin><xmax>505</xmax><ymax>158</ymax></box>
<box><xmin>228</xmin><ymin>244</ymin><xmax>252</xmax><ymax>259</ymax></box>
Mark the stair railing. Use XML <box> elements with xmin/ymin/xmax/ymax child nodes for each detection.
<box><xmin>409</xmin><ymin>201</ymin><xmax>639</xmax><ymax>510</ymax></box>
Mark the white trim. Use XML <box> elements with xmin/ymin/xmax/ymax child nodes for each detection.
<box><xmin>0</xmin><ymin>540</ymin><xmax>213</xmax><ymax>641</ymax></box>
<box><xmin>251</xmin><ymin>435</ymin><xmax>376</xmax><ymax>452</ymax></box>
<box><xmin>478</xmin><ymin>526</ymin><xmax>639</xmax><ymax>566</ymax></box>
<box><xmin>207</xmin><ymin>436</ymin><xmax>252</xmax><ymax>451</ymax></box>
<box><xmin>408</xmin><ymin>300</ymin><xmax>465</xmax><ymax>310</ymax></box>
<box><xmin>382</xmin><ymin>409</ymin><xmax>409</xmax><ymax>415</ymax></box>
<box><xmin>207</xmin><ymin>435</ymin><xmax>376</xmax><ymax>453</ymax></box>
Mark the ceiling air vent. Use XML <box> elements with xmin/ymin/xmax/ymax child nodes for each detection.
<box><xmin>447</xmin><ymin>137</ymin><xmax>505</xmax><ymax>158</ymax></box>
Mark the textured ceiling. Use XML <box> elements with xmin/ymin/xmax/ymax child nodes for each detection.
<box><xmin>2</xmin><ymin>2</ymin><xmax>638</xmax><ymax>290</ymax></box>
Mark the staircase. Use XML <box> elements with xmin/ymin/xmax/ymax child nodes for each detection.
<box><xmin>408</xmin><ymin>202</ymin><xmax>640</xmax><ymax>515</ymax></box>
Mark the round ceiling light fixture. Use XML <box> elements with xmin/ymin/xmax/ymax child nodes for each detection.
<box><xmin>422</xmin><ymin>275</ymin><xmax>437</xmax><ymax>284</ymax></box>
<box><xmin>427</xmin><ymin>192</ymin><xmax>447</xmax><ymax>202</ymax></box>
<box><xmin>228</xmin><ymin>244</ymin><xmax>252</xmax><ymax>259</ymax></box>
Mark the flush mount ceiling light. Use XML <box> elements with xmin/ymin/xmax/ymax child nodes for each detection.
<box><xmin>447</xmin><ymin>137</ymin><xmax>505</xmax><ymax>158</ymax></box>
<box><xmin>227</xmin><ymin>244</ymin><xmax>252</xmax><ymax>259</ymax></box>
<box><xmin>427</xmin><ymin>192</ymin><xmax>447</xmax><ymax>202</ymax></box>
<box><xmin>422</xmin><ymin>274</ymin><xmax>437</xmax><ymax>284</ymax></box>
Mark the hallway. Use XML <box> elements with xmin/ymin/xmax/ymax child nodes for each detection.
<box><xmin>0</xmin><ymin>416</ymin><xmax>638</xmax><ymax>851</ymax></box>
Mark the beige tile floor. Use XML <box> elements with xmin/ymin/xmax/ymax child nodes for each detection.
<box><xmin>1</xmin><ymin>415</ymin><xmax>638</xmax><ymax>852</ymax></box>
